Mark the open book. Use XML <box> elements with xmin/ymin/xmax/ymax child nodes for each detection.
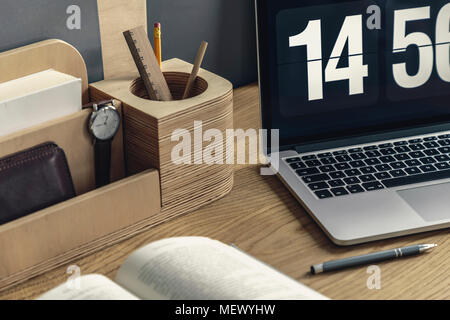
<box><xmin>38</xmin><ymin>237</ymin><xmax>328</xmax><ymax>300</ymax></box>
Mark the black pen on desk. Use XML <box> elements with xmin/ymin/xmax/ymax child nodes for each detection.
<box><xmin>311</xmin><ymin>244</ymin><xmax>437</xmax><ymax>275</ymax></box>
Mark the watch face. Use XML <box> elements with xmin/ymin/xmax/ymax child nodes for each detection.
<box><xmin>91</xmin><ymin>106</ymin><xmax>120</xmax><ymax>141</ymax></box>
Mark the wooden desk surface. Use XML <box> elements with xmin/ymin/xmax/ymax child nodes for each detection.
<box><xmin>1</xmin><ymin>84</ymin><xmax>448</xmax><ymax>300</ymax></box>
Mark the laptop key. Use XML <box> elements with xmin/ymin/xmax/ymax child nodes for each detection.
<box><xmin>360</xmin><ymin>174</ymin><xmax>376</xmax><ymax>182</ymax></box>
<box><xmin>315</xmin><ymin>189</ymin><xmax>333</xmax><ymax>199</ymax></box>
<box><xmin>349</xmin><ymin>148</ymin><xmax>363</xmax><ymax>153</ymax></box>
<box><xmin>363</xmin><ymin>145</ymin><xmax>378</xmax><ymax>151</ymax></box>
<box><xmin>365</xmin><ymin>150</ymin><xmax>382</xmax><ymax>158</ymax></box>
<box><xmin>344</xmin><ymin>177</ymin><xmax>360</xmax><ymax>184</ymax></box>
<box><xmin>365</xmin><ymin>158</ymin><xmax>381</xmax><ymax>166</ymax></box>
<box><xmin>317</xmin><ymin>152</ymin><xmax>332</xmax><ymax>158</ymax></box>
<box><xmin>391</xmin><ymin>161</ymin><xmax>406</xmax><ymax>169</ymax></box>
<box><xmin>424</xmin><ymin>136</ymin><xmax>438</xmax><ymax>141</ymax></box>
<box><xmin>305</xmin><ymin>160</ymin><xmax>322</xmax><ymax>167</ymax></box>
<box><xmin>331</xmin><ymin>187</ymin><xmax>349</xmax><ymax>196</ymax></box>
<box><xmin>375</xmin><ymin>172</ymin><xmax>391</xmax><ymax>179</ymax></box>
<box><xmin>394</xmin><ymin>146</ymin><xmax>411</xmax><ymax>153</ymax></box>
<box><xmin>408</xmin><ymin>138</ymin><xmax>423</xmax><ymax>144</ymax></box>
<box><xmin>308</xmin><ymin>182</ymin><xmax>329</xmax><ymax>191</ymax></box>
<box><xmin>329</xmin><ymin>171</ymin><xmax>346</xmax><ymax>179</ymax></box>
<box><xmin>438</xmin><ymin>134</ymin><xmax>450</xmax><ymax>139</ymax></box>
<box><xmin>290</xmin><ymin>162</ymin><xmax>307</xmax><ymax>170</ymax></box>
<box><xmin>382</xmin><ymin>169</ymin><xmax>450</xmax><ymax>188</ymax></box>
<box><xmin>405</xmin><ymin>159</ymin><xmax>421</xmax><ymax>167</ymax></box>
<box><xmin>362</xmin><ymin>182</ymin><xmax>385</xmax><ymax>191</ymax></box>
<box><xmin>380</xmin><ymin>148</ymin><xmax>396</xmax><ymax>155</ymax></box>
<box><xmin>329</xmin><ymin>179</ymin><xmax>345</xmax><ymax>187</ymax></box>
<box><xmin>379</xmin><ymin>156</ymin><xmax>396</xmax><ymax>163</ymax></box>
<box><xmin>390</xmin><ymin>169</ymin><xmax>407</xmax><ymax>177</ymax></box>
<box><xmin>286</xmin><ymin>157</ymin><xmax>301</xmax><ymax>163</ymax></box>
<box><xmin>333</xmin><ymin>150</ymin><xmax>348</xmax><ymax>155</ymax></box>
<box><xmin>302</xmin><ymin>155</ymin><xmax>317</xmax><ymax>161</ymax></box>
<box><xmin>302</xmin><ymin>173</ymin><xmax>331</xmax><ymax>183</ymax></box>
<box><xmin>405</xmin><ymin>167</ymin><xmax>421</xmax><ymax>175</ymax></box>
<box><xmin>435</xmin><ymin>155</ymin><xmax>450</xmax><ymax>162</ymax></box>
<box><xmin>438</xmin><ymin>139</ymin><xmax>450</xmax><ymax>146</ymax></box>
<box><xmin>394</xmin><ymin>141</ymin><xmax>408</xmax><ymax>146</ymax></box>
<box><xmin>420</xmin><ymin>157</ymin><xmax>436</xmax><ymax>165</ymax></box>
<box><xmin>423</xmin><ymin>141</ymin><xmax>439</xmax><ymax>149</ymax></box>
<box><xmin>350</xmin><ymin>153</ymin><xmax>367</xmax><ymax>160</ymax></box>
<box><xmin>335</xmin><ymin>155</ymin><xmax>352</xmax><ymax>162</ymax></box>
<box><xmin>296</xmin><ymin>168</ymin><xmax>320</xmax><ymax>176</ymax></box>
<box><xmin>409</xmin><ymin>151</ymin><xmax>426</xmax><ymax>158</ymax></box>
<box><xmin>379</xmin><ymin>143</ymin><xmax>393</xmax><ymax>148</ymax></box>
<box><xmin>438</xmin><ymin>147</ymin><xmax>450</xmax><ymax>154</ymax></box>
<box><xmin>350</xmin><ymin>160</ymin><xmax>365</xmax><ymax>168</ymax></box>
<box><xmin>345</xmin><ymin>169</ymin><xmax>362</xmax><ymax>176</ymax></box>
<box><xmin>319</xmin><ymin>165</ymin><xmax>335</xmax><ymax>173</ymax></box>
<box><xmin>423</xmin><ymin>149</ymin><xmax>439</xmax><ymax>156</ymax></box>
<box><xmin>435</xmin><ymin>162</ymin><xmax>450</xmax><ymax>170</ymax></box>
<box><xmin>375</xmin><ymin>164</ymin><xmax>392</xmax><ymax>172</ymax></box>
<box><xmin>410</xmin><ymin>143</ymin><xmax>425</xmax><ymax>151</ymax></box>
<box><xmin>320</xmin><ymin>157</ymin><xmax>337</xmax><ymax>165</ymax></box>
<box><xmin>419</xmin><ymin>165</ymin><xmax>437</xmax><ymax>172</ymax></box>
<box><xmin>360</xmin><ymin>167</ymin><xmax>377</xmax><ymax>174</ymax></box>
<box><xmin>394</xmin><ymin>153</ymin><xmax>410</xmax><ymax>161</ymax></box>
<box><xmin>347</xmin><ymin>184</ymin><xmax>365</xmax><ymax>194</ymax></box>
<box><xmin>335</xmin><ymin>163</ymin><xmax>351</xmax><ymax>170</ymax></box>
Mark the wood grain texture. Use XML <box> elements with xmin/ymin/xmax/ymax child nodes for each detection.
<box><xmin>123</xmin><ymin>26</ymin><xmax>173</xmax><ymax>101</ymax></box>
<box><xmin>0</xmin><ymin>103</ymin><xmax>125</xmax><ymax>196</ymax></box>
<box><xmin>0</xmin><ymin>39</ymin><xmax>88</xmax><ymax>104</ymax></box>
<box><xmin>90</xmin><ymin>58</ymin><xmax>234</xmax><ymax>213</ymax></box>
<box><xmin>97</xmin><ymin>0</ymin><xmax>147</xmax><ymax>80</ymax></box>
<box><xmin>0</xmin><ymin>170</ymin><xmax>160</xmax><ymax>289</ymax></box>
<box><xmin>1</xmin><ymin>84</ymin><xmax>449</xmax><ymax>300</ymax></box>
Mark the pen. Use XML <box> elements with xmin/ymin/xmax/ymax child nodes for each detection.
<box><xmin>154</xmin><ymin>22</ymin><xmax>162</xmax><ymax>67</ymax></box>
<box><xmin>311</xmin><ymin>244</ymin><xmax>437</xmax><ymax>274</ymax></box>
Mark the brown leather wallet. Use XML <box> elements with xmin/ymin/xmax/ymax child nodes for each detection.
<box><xmin>0</xmin><ymin>142</ymin><xmax>76</xmax><ymax>225</ymax></box>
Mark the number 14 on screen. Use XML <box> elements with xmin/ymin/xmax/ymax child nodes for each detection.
<box><xmin>289</xmin><ymin>3</ymin><xmax>450</xmax><ymax>101</ymax></box>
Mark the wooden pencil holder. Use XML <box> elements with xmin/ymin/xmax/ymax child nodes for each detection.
<box><xmin>90</xmin><ymin>58</ymin><xmax>234</xmax><ymax>219</ymax></box>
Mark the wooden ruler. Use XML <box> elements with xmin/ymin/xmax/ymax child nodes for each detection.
<box><xmin>123</xmin><ymin>26</ymin><xmax>173</xmax><ymax>101</ymax></box>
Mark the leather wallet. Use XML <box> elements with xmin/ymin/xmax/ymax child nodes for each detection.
<box><xmin>0</xmin><ymin>142</ymin><xmax>76</xmax><ymax>225</ymax></box>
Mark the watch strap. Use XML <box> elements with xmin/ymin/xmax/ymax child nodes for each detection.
<box><xmin>94</xmin><ymin>139</ymin><xmax>112</xmax><ymax>188</ymax></box>
<box><xmin>82</xmin><ymin>99</ymin><xmax>114</xmax><ymax>110</ymax></box>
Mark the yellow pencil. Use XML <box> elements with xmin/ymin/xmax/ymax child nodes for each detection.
<box><xmin>154</xmin><ymin>22</ymin><xmax>162</xmax><ymax>67</ymax></box>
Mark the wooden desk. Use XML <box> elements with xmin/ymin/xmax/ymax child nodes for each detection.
<box><xmin>1</xmin><ymin>84</ymin><xmax>448</xmax><ymax>300</ymax></box>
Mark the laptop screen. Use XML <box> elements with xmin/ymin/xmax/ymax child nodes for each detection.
<box><xmin>256</xmin><ymin>0</ymin><xmax>450</xmax><ymax>151</ymax></box>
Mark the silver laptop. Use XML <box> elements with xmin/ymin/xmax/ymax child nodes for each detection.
<box><xmin>255</xmin><ymin>0</ymin><xmax>450</xmax><ymax>245</ymax></box>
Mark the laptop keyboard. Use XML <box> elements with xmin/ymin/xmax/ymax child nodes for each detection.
<box><xmin>284</xmin><ymin>134</ymin><xmax>450</xmax><ymax>199</ymax></box>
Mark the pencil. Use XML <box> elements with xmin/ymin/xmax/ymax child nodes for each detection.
<box><xmin>154</xmin><ymin>22</ymin><xmax>162</xmax><ymax>67</ymax></box>
<box><xmin>182</xmin><ymin>41</ymin><xmax>208</xmax><ymax>99</ymax></box>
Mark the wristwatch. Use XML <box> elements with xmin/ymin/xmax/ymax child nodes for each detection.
<box><xmin>84</xmin><ymin>100</ymin><xmax>121</xmax><ymax>188</ymax></box>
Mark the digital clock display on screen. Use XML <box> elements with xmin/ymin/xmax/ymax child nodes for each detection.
<box><xmin>257</xmin><ymin>0</ymin><xmax>450</xmax><ymax>149</ymax></box>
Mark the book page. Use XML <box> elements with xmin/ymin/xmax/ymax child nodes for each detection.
<box><xmin>37</xmin><ymin>274</ymin><xmax>139</xmax><ymax>300</ymax></box>
<box><xmin>115</xmin><ymin>237</ymin><xmax>328</xmax><ymax>300</ymax></box>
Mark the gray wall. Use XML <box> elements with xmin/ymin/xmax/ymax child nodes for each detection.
<box><xmin>0</xmin><ymin>0</ymin><xmax>258</xmax><ymax>87</ymax></box>
<box><xmin>0</xmin><ymin>0</ymin><xmax>103</xmax><ymax>83</ymax></box>
<box><xmin>147</xmin><ymin>0</ymin><xmax>258</xmax><ymax>88</ymax></box>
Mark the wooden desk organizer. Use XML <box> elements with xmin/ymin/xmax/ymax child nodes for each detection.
<box><xmin>90</xmin><ymin>58</ymin><xmax>234</xmax><ymax>219</ymax></box>
<box><xmin>0</xmin><ymin>40</ymin><xmax>161</xmax><ymax>291</ymax></box>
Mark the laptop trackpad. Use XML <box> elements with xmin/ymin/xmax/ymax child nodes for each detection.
<box><xmin>397</xmin><ymin>183</ymin><xmax>450</xmax><ymax>222</ymax></box>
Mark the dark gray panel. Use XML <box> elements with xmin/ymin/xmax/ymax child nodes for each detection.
<box><xmin>147</xmin><ymin>0</ymin><xmax>258</xmax><ymax>88</ymax></box>
<box><xmin>0</xmin><ymin>0</ymin><xmax>103</xmax><ymax>83</ymax></box>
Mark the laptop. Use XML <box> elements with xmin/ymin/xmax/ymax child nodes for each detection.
<box><xmin>255</xmin><ymin>0</ymin><xmax>450</xmax><ymax>245</ymax></box>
